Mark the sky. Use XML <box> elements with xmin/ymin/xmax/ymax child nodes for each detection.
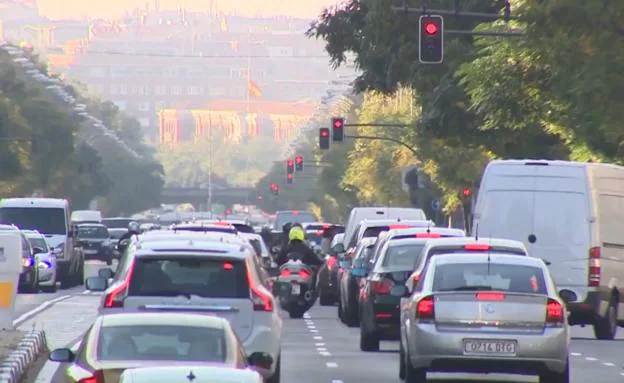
<box><xmin>36</xmin><ymin>0</ymin><xmax>342</xmax><ymax>20</ymax></box>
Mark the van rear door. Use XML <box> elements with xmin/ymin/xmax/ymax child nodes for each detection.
<box><xmin>530</xmin><ymin>165</ymin><xmax>590</xmax><ymax>289</ymax></box>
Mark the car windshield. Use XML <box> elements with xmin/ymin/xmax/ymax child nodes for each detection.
<box><xmin>174</xmin><ymin>226</ymin><xmax>236</xmax><ymax>234</ymax></box>
<box><xmin>0</xmin><ymin>207</ymin><xmax>66</xmax><ymax>235</ymax></box>
<box><xmin>381</xmin><ymin>244</ymin><xmax>425</xmax><ymax>268</ymax></box>
<box><xmin>128</xmin><ymin>257</ymin><xmax>249</xmax><ymax>299</ymax></box>
<box><xmin>78</xmin><ymin>226</ymin><xmax>109</xmax><ymax>238</ymax></box>
<box><xmin>108</xmin><ymin>229</ymin><xmax>127</xmax><ymax>240</ymax></box>
<box><xmin>306</xmin><ymin>231</ymin><xmax>323</xmax><ymax>245</ymax></box>
<box><xmin>102</xmin><ymin>218</ymin><xmax>133</xmax><ymax>229</ymax></box>
<box><xmin>275</xmin><ymin>212</ymin><xmax>316</xmax><ymax>229</ymax></box>
<box><xmin>432</xmin><ymin>262</ymin><xmax>547</xmax><ymax>294</ymax></box>
<box><xmin>97</xmin><ymin>325</ymin><xmax>226</xmax><ymax>362</ymax></box>
<box><xmin>27</xmin><ymin>238</ymin><xmax>48</xmax><ymax>252</ymax></box>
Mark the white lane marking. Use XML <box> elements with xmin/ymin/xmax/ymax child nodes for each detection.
<box><xmin>310</xmin><ymin>329</ymin><xmax>318</xmax><ymax>333</ymax></box>
<box><xmin>603</xmin><ymin>362</ymin><xmax>615</xmax><ymax>366</ymax></box>
<box><xmin>307</xmin><ymin>326</ymin><xmax>317</xmax><ymax>329</ymax></box>
<box><xmin>13</xmin><ymin>294</ymin><xmax>72</xmax><ymax>326</ymax></box>
<box><xmin>303</xmin><ymin>313</ymin><xmax>311</xmax><ymax>318</ymax></box>
<box><xmin>332</xmin><ymin>381</ymin><xmax>344</xmax><ymax>383</ymax></box>
<box><xmin>326</xmin><ymin>362</ymin><xmax>338</xmax><ymax>368</ymax></box>
<box><xmin>319</xmin><ymin>351</ymin><xmax>331</xmax><ymax>356</ymax></box>
<box><xmin>317</xmin><ymin>347</ymin><xmax>327</xmax><ymax>352</ymax></box>
<box><xmin>82</xmin><ymin>290</ymin><xmax>91</xmax><ymax>295</ymax></box>
<box><xmin>313</xmin><ymin>336</ymin><xmax>323</xmax><ymax>340</ymax></box>
<box><xmin>585</xmin><ymin>357</ymin><xmax>597</xmax><ymax>361</ymax></box>
<box><xmin>315</xmin><ymin>343</ymin><xmax>325</xmax><ymax>346</ymax></box>
<box><xmin>570</xmin><ymin>352</ymin><xmax>582</xmax><ymax>356</ymax></box>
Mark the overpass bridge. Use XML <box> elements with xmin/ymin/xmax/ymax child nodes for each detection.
<box><xmin>161</xmin><ymin>187</ymin><xmax>255</xmax><ymax>208</ymax></box>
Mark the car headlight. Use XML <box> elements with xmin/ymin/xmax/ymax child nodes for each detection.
<box><xmin>38</xmin><ymin>261</ymin><xmax>51</xmax><ymax>269</ymax></box>
<box><xmin>22</xmin><ymin>258</ymin><xmax>32</xmax><ymax>268</ymax></box>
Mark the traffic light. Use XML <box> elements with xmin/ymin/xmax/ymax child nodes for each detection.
<box><xmin>462</xmin><ymin>187</ymin><xmax>471</xmax><ymax>199</ymax></box>
<box><xmin>319</xmin><ymin>128</ymin><xmax>330</xmax><ymax>150</ymax></box>
<box><xmin>295</xmin><ymin>155</ymin><xmax>303</xmax><ymax>172</ymax></box>
<box><xmin>286</xmin><ymin>159</ymin><xmax>294</xmax><ymax>174</ymax></box>
<box><xmin>286</xmin><ymin>173</ymin><xmax>294</xmax><ymax>184</ymax></box>
<box><xmin>331</xmin><ymin>117</ymin><xmax>344</xmax><ymax>142</ymax></box>
<box><xmin>419</xmin><ymin>15</ymin><xmax>443</xmax><ymax>64</ymax></box>
<box><xmin>270</xmin><ymin>183</ymin><xmax>279</xmax><ymax>195</ymax></box>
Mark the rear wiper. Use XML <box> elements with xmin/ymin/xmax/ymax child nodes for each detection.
<box><xmin>442</xmin><ymin>285</ymin><xmax>493</xmax><ymax>291</ymax></box>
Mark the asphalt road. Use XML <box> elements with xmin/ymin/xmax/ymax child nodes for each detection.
<box><xmin>13</xmin><ymin>260</ymin><xmax>114</xmax><ymax>325</ymax></box>
<box><xmin>281</xmin><ymin>305</ymin><xmax>624</xmax><ymax>383</ymax></box>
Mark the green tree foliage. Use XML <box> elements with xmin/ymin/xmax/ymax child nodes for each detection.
<box><xmin>306</xmin><ymin>0</ymin><xmax>624</xmax><ymax>211</ymax></box>
<box><xmin>0</xmin><ymin>48</ymin><xmax>163</xmax><ymax>216</ymax></box>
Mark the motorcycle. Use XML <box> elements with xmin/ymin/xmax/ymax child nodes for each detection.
<box><xmin>272</xmin><ymin>253</ymin><xmax>317</xmax><ymax>318</ymax></box>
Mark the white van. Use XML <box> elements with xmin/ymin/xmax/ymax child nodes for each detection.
<box><xmin>473</xmin><ymin>159</ymin><xmax>624</xmax><ymax>340</ymax></box>
<box><xmin>70</xmin><ymin>210</ymin><xmax>102</xmax><ymax>224</ymax></box>
<box><xmin>0</xmin><ymin>198</ymin><xmax>84</xmax><ymax>289</ymax></box>
<box><xmin>342</xmin><ymin>207</ymin><xmax>426</xmax><ymax>248</ymax></box>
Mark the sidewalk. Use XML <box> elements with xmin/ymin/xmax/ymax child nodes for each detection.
<box><xmin>17</xmin><ymin>294</ymin><xmax>100</xmax><ymax>382</ymax></box>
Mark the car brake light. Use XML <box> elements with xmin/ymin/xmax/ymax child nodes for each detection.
<box><xmin>588</xmin><ymin>247</ymin><xmax>600</xmax><ymax>287</ymax></box>
<box><xmin>388</xmin><ymin>224</ymin><xmax>410</xmax><ymax>229</ymax></box>
<box><xmin>77</xmin><ymin>370</ymin><xmax>104</xmax><ymax>383</ymax></box>
<box><xmin>464</xmin><ymin>243</ymin><xmax>490</xmax><ymax>251</ymax></box>
<box><xmin>416</xmin><ymin>296</ymin><xmax>434</xmax><ymax>319</ymax></box>
<box><xmin>280</xmin><ymin>269</ymin><xmax>291</xmax><ymax>277</ymax></box>
<box><xmin>223</xmin><ymin>262</ymin><xmax>233</xmax><ymax>270</ymax></box>
<box><xmin>546</xmin><ymin>299</ymin><xmax>564</xmax><ymax>324</ymax></box>
<box><xmin>371</xmin><ymin>278</ymin><xmax>393</xmax><ymax>294</ymax></box>
<box><xmin>322</xmin><ymin>224</ymin><xmax>331</xmax><ymax>228</ymax></box>
<box><xmin>247</xmin><ymin>266</ymin><xmax>273</xmax><ymax>312</ymax></box>
<box><xmin>476</xmin><ymin>292</ymin><xmax>505</xmax><ymax>301</ymax></box>
<box><xmin>299</xmin><ymin>269</ymin><xmax>311</xmax><ymax>278</ymax></box>
<box><xmin>103</xmin><ymin>262</ymin><xmax>133</xmax><ymax>308</ymax></box>
<box><xmin>415</xmin><ymin>233</ymin><xmax>441</xmax><ymax>238</ymax></box>
<box><xmin>327</xmin><ymin>256</ymin><xmax>337</xmax><ymax>270</ymax></box>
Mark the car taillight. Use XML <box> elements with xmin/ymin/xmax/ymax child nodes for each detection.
<box><xmin>416</xmin><ymin>296</ymin><xmax>434</xmax><ymax>319</ymax></box>
<box><xmin>248</xmin><ymin>267</ymin><xmax>273</xmax><ymax>312</ymax></box>
<box><xmin>299</xmin><ymin>269</ymin><xmax>311</xmax><ymax>278</ymax></box>
<box><xmin>77</xmin><ymin>370</ymin><xmax>104</xmax><ymax>383</ymax></box>
<box><xmin>327</xmin><ymin>256</ymin><xmax>337</xmax><ymax>270</ymax></box>
<box><xmin>588</xmin><ymin>247</ymin><xmax>600</xmax><ymax>287</ymax></box>
<box><xmin>280</xmin><ymin>269</ymin><xmax>291</xmax><ymax>277</ymax></box>
<box><xmin>546</xmin><ymin>299</ymin><xmax>564</xmax><ymax>324</ymax></box>
<box><xmin>103</xmin><ymin>262</ymin><xmax>133</xmax><ymax>308</ymax></box>
<box><xmin>371</xmin><ymin>278</ymin><xmax>393</xmax><ymax>295</ymax></box>
<box><xmin>476</xmin><ymin>292</ymin><xmax>506</xmax><ymax>301</ymax></box>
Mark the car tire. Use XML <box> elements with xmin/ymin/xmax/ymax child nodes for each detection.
<box><xmin>539</xmin><ymin>358</ymin><xmax>569</xmax><ymax>383</ymax></box>
<box><xmin>319</xmin><ymin>290</ymin><xmax>335</xmax><ymax>306</ymax></box>
<box><xmin>404</xmin><ymin>348</ymin><xmax>427</xmax><ymax>383</ymax></box>
<box><xmin>267</xmin><ymin>354</ymin><xmax>281</xmax><ymax>383</ymax></box>
<box><xmin>399</xmin><ymin>340</ymin><xmax>406</xmax><ymax>380</ymax></box>
<box><xmin>106</xmin><ymin>257</ymin><xmax>113</xmax><ymax>266</ymax></box>
<box><xmin>594</xmin><ymin>296</ymin><xmax>618</xmax><ymax>340</ymax></box>
<box><xmin>359</xmin><ymin>326</ymin><xmax>380</xmax><ymax>352</ymax></box>
<box><xmin>338</xmin><ymin>297</ymin><xmax>345</xmax><ymax>322</ymax></box>
<box><xmin>76</xmin><ymin>261</ymin><xmax>85</xmax><ymax>286</ymax></box>
<box><xmin>345</xmin><ymin>302</ymin><xmax>359</xmax><ymax>327</ymax></box>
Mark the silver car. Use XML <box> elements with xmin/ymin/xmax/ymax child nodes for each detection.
<box><xmin>85</xmin><ymin>238</ymin><xmax>283</xmax><ymax>383</ymax></box>
<box><xmin>22</xmin><ymin>230</ymin><xmax>57</xmax><ymax>292</ymax></box>
<box><xmin>399</xmin><ymin>253</ymin><xmax>569</xmax><ymax>383</ymax></box>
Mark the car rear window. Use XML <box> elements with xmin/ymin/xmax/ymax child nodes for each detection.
<box><xmin>232</xmin><ymin>224</ymin><xmax>254</xmax><ymax>233</ymax></box>
<box><xmin>382</xmin><ymin>244</ymin><xmax>426</xmax><ymax>268</ymax></box>
<box><xmin>362</xmin><ymin>226</ymin><xmax>391</xmax><ymax>238</ymax></box>
<box><xmin>432</xmin><ymin>263</ymin><xmax>547</xmax><ymax>294</ymax></box>
<box><xmin>97</xmin><ymin>324</ymin><xmax>226</xmax><ymax>362</ymax></box>
<box><xmin>306</xmin><ymin>231</ymin><xmax>323</xmax><ymax>245</ymax></box>
<box><xmin>128</xmin><ymin>257</ymin><xmax>249</xmax><ymax>299</ymax></box>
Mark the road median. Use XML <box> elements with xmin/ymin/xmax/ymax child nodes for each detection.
<box><xmin>0</xmin><ymin>329</ymin><xmax>47</xmax><ymax>383</ymax></box>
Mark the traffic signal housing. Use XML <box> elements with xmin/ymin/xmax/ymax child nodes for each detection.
<box><xmin>419</xmin><ymin>15</ymin><xmax>443</xmax><ymax>64</ymax></box>
<box><xmin>462</xmin><ymin>187</ymin><xmax>471</xmax><ymax>199</ymax></box>
<box><xmin>286</xmin><ymin>159</ymin><xmax>294</xmax><ymax>174</ymax></box>
<box><xmin>270</xmin><ymin>183</ymin><xmax>279</xmax><ymax>195</ymax></box>
<box><xmin>286</xmin><ymin>173</ymin><xmax>294</xmax><ymax>184</ymax></box>
<box><xmin>331</xmin><ymin>117</ymin><xmax>344</xmax><ymax>142</ymax></box>
<box><xmin>319</xmin><ymin>128</ymin><xmax>330</xmax><ymax>150</ymax></box>
<box><xmin>295</xmin><ymin>155</ymin><xmax>303</xmax><ymax>172</ymax></box>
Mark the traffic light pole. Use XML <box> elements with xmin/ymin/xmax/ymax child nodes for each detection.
<box><xmin>344</xmin><ymin>134</ymin><xmax>417</xmax><ymax>155</ymax></box>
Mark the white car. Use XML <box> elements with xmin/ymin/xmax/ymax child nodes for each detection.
<box><xmin>22</xmin><ymin>230</ymin><xmax>57</xmax><ymax>292</ymax></box>
<box><xmin>118</xmin><ymin>366</ymin><xmax>263</xmax><ymax>383</ymax></box>
<box><xmin>86</xmin><ymin>238</ymin><xmax>283</xmax><ymax>383</ymax></box>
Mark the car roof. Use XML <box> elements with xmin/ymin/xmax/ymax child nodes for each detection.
<box><xmin>139</xmin><ymin>230</ymin><xmax>243</xmax><ymax>243</ymax></box>
<box><xmin>99</xmin><ymin>312</ymin><xmax>229</xmax><ymax>329</ymax></box>
<box><xmin>421</xmin><ymin>237</ymin><xmax>527</xmax><ymax>253</ymax></box>
<box><xmin>0</xmin><ymin>198</ymin><xmax>68</xmax><ymax>208</ymax></box>
<box><xmin>360</xmin><ymin>219</ymin><xmax>434</xmax><ymax>228</ymax></box>
<box><xmin>21</xmin><ymin>230</ymin><xmax>44</xmax><ymax>238</ymax></box>
<box><xmin>0</xmin><ymin>224</ymin><xmax>19</xmax><ymax>231</ymax></box>
<box><xmin>430</xmin><ymin>253</ymin><xmax>545</xmax><ymax>268</ymax></box>
<box><xmin>386</xmin><ymin>227</ymin><xmax>465</xmax><ymax>238</ymax></box>
<box><xmin>77</xmin><ymin>223</ymin><xmax>107</xmax><ymax>228</ymax></box>
<box><xmin>135</xmin><ymin>239</ymin><xmax>250</xmax><ymax>260</ymax></box>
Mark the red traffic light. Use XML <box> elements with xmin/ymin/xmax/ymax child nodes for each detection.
<box><xmin>287</xmin><ymin>159</ymin><xmax>294</xmax><ymax>166</ymax></box>
<box><xmin>333</xmin><ymin>119</ymin><xmax>343</xmax><ymax>129</ymax></box>
<box><xmin>463</xmin><ymin>188</ymin><xmax>471</xmax><ymax>198</ymax></box>
<box><xmin>321</xmin><ymin>129</ymin><xmax>329</xmax><ymax>137</ymax></box>
<box><xmin>270</xmin><ymin>183</ymin><xmax>277</xmax><ymax>190</ymax></box>
<box><xmin>287</xmin><ymin>173</ymin><xmax>293</xmax><ymax>180</ymax></box>
<box><xmin>425</xmin><ymin>22</ymin><xmax>438</xmax><ymax>35</ymax></box>
<box><xmin>295</xmin><ymin>156</ymin><xmax>303</xmax><ymax>164</ymax></box>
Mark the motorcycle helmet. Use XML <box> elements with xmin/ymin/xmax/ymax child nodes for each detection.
<box><xmin>288</xmin><ymin>226</ymin><xmax>305</xmax><ymax>242</ymax></box>
<box><xmin>128</xmin><ymin>221</ymin><xmax>140</xmax><ymax>234</ymax></box>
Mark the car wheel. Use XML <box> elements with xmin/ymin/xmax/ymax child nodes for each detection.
<box><xmin>539</xmin><ymin>358</ymin><xmax>569</xmax><ymax>383</ymax></box>
<box><xmin>267</xmin><ymin>354</ymin><xmax>281</xmax><ymax>383</ymax></box>
<box><xmin>359</xmin><ymin>325</ymin><xmax>380</xmax><ymax>352</ymax></box>
<box><xmin>404</xmin><ymin>347</ymin><xmax>427</xmax><ymax>383</ymax></box>
<box><xmin>106</xmin><ymin>257</ymin><xmax>113</xmax><ymax>266</ymax></box>
<box><xmin>338</xmin><ymin>297</ymin><xmax>345</xmax><ymax>322</ymax></box>
<box><xmin>594</xmin><ymin>296</ymin><xmax>618</xmax><ymax>340</ymax></box>
<box><xmin>345</xmin><ymin>301</ymin><xmax>359</xmax><ymax>327</ymax></box>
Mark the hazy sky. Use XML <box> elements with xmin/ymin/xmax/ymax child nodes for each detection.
<box><xmin>37</xmin><ymin>0</ymin><xmax>341</xmax><ymax>20</ymax></box>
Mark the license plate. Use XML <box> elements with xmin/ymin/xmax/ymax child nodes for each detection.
<box><xmin>291</xmin><ymin>284</ymin><xmax>300</xmax><ymax>295</ymax></box>
<box><xmin>463</xmin><ymin>339</ymin><xmax>516</xmax><ymax>355</ymax></box>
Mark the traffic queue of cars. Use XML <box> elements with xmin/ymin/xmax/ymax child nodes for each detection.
<box><xmin>50</xmin><ymin>220</ymin><xmax>284</xmax><ymax>383</ymax></box>
<box><xmin>319</xmin><ymin>206</ymin><xmax>570</xmax><ymax>383</ymax></box>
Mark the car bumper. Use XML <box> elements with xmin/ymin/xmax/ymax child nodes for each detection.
<box><xmin>370</xmin><ymin>299</ymin><xmax>401</xmax><ymax>338</ymax></box>
<box><xmin>407</xmin><ymin>323</ymin><xmax>569</xmax><ymax>374</ymax></box>
<box><xmin>37</xmin><ymin>267</ymin><xmax>56</xmax><ymax>284</ymax></box>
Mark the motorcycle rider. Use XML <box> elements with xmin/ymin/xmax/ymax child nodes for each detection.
<box><xmin>276</xmin><ymin>226</ymin><xmax>322</xmax><ymax>268</ymax></box>
<box><xmin>117</xmin><ymin>221</ymin><xmax>140</xmax><ymax>250</ymax></box>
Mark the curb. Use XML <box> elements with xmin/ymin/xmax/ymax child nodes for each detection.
<box><xmin>0</xmin><ymin>330</ymin><xmax>47</xmax><ymax>383</ymax></box>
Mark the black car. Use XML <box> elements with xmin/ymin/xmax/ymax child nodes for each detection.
<box><xmin>76</xmin><ymin>223</ymin><xmax>113</xmax><ymax>265</ymax></box>
<box><xmin>313</xmin><ymin>225</ymin><xmax>345</xmax><ymax>305</ymax></box>
<box><xmin>338</xmin><ymin>237</ymin><xmax>376</xmax><ymax>325</ymax></box>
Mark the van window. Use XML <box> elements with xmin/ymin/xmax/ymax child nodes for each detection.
<box><xmin>0</xmin><ymin>208</ymin><xmax>66</xmax><ymax>235</ymax></box>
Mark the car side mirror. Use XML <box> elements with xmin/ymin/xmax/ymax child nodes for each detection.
<box><xmin>49</xmin><ymin>348</ymin><xmax>74</xmax><ymax>363</ymax></box>
<box><xmin>85</xmin><ymin>276</ymin><xmax>108</xmax><ymax>291</ymax></box>
<box><xmin>331</xmin><ymin>243</ymin><xmax>345</xmax><ymax>253</ymax></box>
<box><xmin>32</xmin><ymin>247</ymin><xmax>44</xmax><ymax>255</ymax></box>
<box><xmin>248</xmin><ymin>352</ymin><xmax>273</xmax><ymax>369</ymax></box>
<box><xmin>98</xmin><ymin>268</ymin><xmax>114</xmax><ymax>279</ymax></box>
